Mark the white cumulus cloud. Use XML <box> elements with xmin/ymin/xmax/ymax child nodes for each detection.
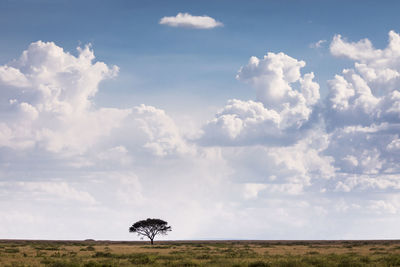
<box><xmin>324</xmin><ymin>31</ymin><xmax>400</xmax><ymax>179</ymax></box>
<box><xmin>200</xmin><ymin>52</ymin><xmax>320</xmax><ymax>146</ymax></box>
<box><xmin>159</xmin><ymin>12</ymin><xmax>223</xmax><ymax>29</ymax></box>
<box><xmin>0</xmin><ymin>41</ymin><xmax>128</xmax><ymax>154</ymax></box>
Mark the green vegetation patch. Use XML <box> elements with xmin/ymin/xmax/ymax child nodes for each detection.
<box><xmin>4</xmin><ymin>248</ymin><xmax>20</xmax><ymax>253</ymax></box>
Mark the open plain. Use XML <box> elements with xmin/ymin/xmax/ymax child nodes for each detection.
<box><xmin>1</xmin><ymin>240</ymin><xmax>400</xmax><ymax>266</ymax></box>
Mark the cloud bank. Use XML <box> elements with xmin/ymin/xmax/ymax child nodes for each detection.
<box><xmin>1</xmin><ymin>31</ymin><xmax>400</xmax><ymax>240</ymax></box>
<box><xmin>159</xmin><ymin>13</ymin><xmax>223</xmax><ymax>29</ymax></box>
<box><xmin>325</xmin><ymin>31</ymin><xmax>400</xmax><ymax>179</ymax></box>
<box><xmin>200</xmin><ymin>52</ymin><xmax>320</xmax><ymax>146</ymax></box>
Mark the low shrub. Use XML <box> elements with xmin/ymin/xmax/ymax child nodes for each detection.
<box><xmin>83</xmin><ymin>261</ymin><xmax>112</xmax><ymax>267</ymax></box>
<box><xmin>86</xmin><ymin>246</ymin><xmax>95</xmax><ymax>251</ymax></box>
<box><xmin>129</xmin><ymin>253</ymin><xmax>156</xmax><ymax>264</ymax></box>
<box><xmin>47</xmin><ymin>260</ymin><xmax>80</xmax><ymax>267</ymax></box>
<box><xmin>248</xmin><ymin>261</ymin><xmax>271</xmax><ymax>267</ymax></box>
<box><xmin>4</xmin><ymin>248</ymin><xmax>20</xmax><ymax>253</ymax></box>
<box><xmin>92</xmin><ymin>251</ymin><xmax>112</xmax><ymax>258</ymax></box>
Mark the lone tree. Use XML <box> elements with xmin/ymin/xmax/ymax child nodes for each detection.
<box><xmin>129</xmin><ymin>218</ymin><xmax>171</xmax><ymax>245</ymax></box>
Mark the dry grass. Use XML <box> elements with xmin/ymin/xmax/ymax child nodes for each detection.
<box><xmin>0</xmin><ymin>239</ymin><xmax>400</xmax><ymax>266</ymax></box>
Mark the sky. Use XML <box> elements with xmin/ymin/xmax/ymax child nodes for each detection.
<box><xmin>1</xmin><ymin>0</ymin><xmax>400</xmax><ymax>240</ymax></box>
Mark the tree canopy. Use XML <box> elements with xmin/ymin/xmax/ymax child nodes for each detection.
<box><xmin>129</xmin><ymin>218</ymin><xmax>172</xmax><ymax>245</ymax></box>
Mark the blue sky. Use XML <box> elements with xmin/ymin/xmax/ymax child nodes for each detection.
<box><xmin>1</xmin><ymin>0</ymin><xmax>400</xmax><ymax>240</ymax></box>
<box><xmin>2</xmin><ymin>0</ymin><xmax>399</xmax><ymax>105</ymax></box>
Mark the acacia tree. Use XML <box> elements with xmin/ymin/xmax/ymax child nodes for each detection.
<box><xmin>129</xmin><ymin>218</ymin><xmax>172</xmax><ymax>245</ymax></box>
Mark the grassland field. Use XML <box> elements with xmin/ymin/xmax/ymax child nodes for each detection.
<box><xmin>1</xmin><ymin>239</ymin><xmax>400</xmax><ymax>266</ymax></box>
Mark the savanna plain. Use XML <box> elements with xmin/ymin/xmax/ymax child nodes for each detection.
<box><xmin>1</xmin><ymin>240</ymin><xmax>400</xmax><ymax>267</ymax></box>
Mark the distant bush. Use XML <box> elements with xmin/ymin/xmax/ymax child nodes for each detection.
<box><xmin>306</xmin><ymin>251</ymin><xmax>320</xmax><ymax>255</ymax></box>
<box><xmin>34</xmin><ymin>245</ymin><xmax>59</xmax><ymax>251</ymax></box>
<box><xmin>148</xmin><ymin>245</ymin><xmax>171</xmax><ymax>249</ymax></box>
<box><xmin>83</xmin><ymin>261</ymin><xmax>112</xmax><ymax>267</ymax></box>
<box><xmin>51</xmin><ymin>251</ymin><xmax>62</xmax><ymax>258</ymax></box>
<box><xmin>276</xmin><ymin>258</ymin><xmax>307</xmax><ymax>267</ymax></box>
<box><xmin>129</xmin><ymin>253</ymin><xmax>156</xmax><ymax>264</ymax></box>
<box><xmin>92</xmin><ymin>251</ymin><xmax>112</xmax><ymax>258</ymax></box>
<box><xmin>195</xmin><ymin>253</ymin><xmax>211</xmax><ymax>259</ymax></box>
<box><xmin>370</xmin><ymin>247</ymin><xmax>385</xmax><ymax>251</ymax></box>
<box><xmin>86</xmin><ymin>246</ymin><xmax>95</xmax><ymax>251</ymax></box>
<box><xmin>337</xmin><ymin>256</ymin><xmax>363</xmax><ymax>267</ymax></box>
<box><xmin>249</xmin><ymin>261</ymin><xmax>271</xmax><ymax>267</ymax></box>
<box><xmin>48</xmin><ymin>261</ymin><xmax>80</xmax><ymax>267</ymax></box>
<box><xmin>169</xmin><ymin>260</ymin><xmax>199</xmax><ymax>267</ymax></box>
<box><xmin>41</xmin><ymin>258</ymin><xmax>80</xmax><ymax>267</ymax></box>
<box><xmin>4</xmin><ymin>248</ymin><xmax>19</xmax><ymax>253</ymax></box>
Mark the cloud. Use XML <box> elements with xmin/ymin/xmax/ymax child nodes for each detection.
<box><xmin>3</xmin><ymin>35</ymin><xmax>400</xmax><ymax>240</ymax></box>
<box><xmin>0</xmin><ymin>41</ymin><xmax>241</xmax><ymax>239</ymax></box>
<box><xmin>0</xmin><ymin>41</ymin><xmax>128</xmax><ymax>154</ymax></box>
<box><xmin>0</xmin><ymin>180</ymin><xmax>97</xmax><ymax>204</ymax></box>
<box><xmin>335</xmin><ymin>174</ymin><xmax>400</xmax><ymax>192</ymax></box>
<box><xmin>196</xmin><ymin>31</ymin><xmax>400</xmax><ymax>238</ymax></box>
<box><xmin>330</xmin><ymin>34</ymin><xmax>381</xmax><ymax>61</ymax></box>
<box><xmin>19</xmin><ymin>181</ymin><xmax>97</xmax><ymax>204</ymax></box>
<box><xmin>368</xmin><ymin>196</ymin><xmax>400</xmax><ymax>214</ymax></box>
<box><xmin>309</xmin><ymin>39</ymin><xmax>327</xmax><ymax>48</ymax></box>
<box><xmin>159</xmin><ymin>13</ymin><xmax>223</xmax><ymax>29</ymax></box>
<box><xmin>323</xmin><ymin>31</ymin><xmax>400</xmax><ymax>179</ymax></box>
<box><xmin>200</xmin><ymin>52</ymin><xmax>320</xmax><ymax>146</ymax></box>
<box><xmin>237</xmin><ymin>52</ymin><xmax>320</xmax><ymax>109</ymax></box>
<box><xmin>133</xmin><ymin>104</ymin><xmax>194</xmax><ymax>156</ymax></box>
<box><xmin>243</xmin><ymin>183</ymin><xmax>267</xmax><ymax>199</ymax></box>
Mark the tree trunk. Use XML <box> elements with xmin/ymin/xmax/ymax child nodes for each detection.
<box><xmin>150</xmin><ymin>239</ymin><xmax>153</xmax><ymax>245</ymax></box>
